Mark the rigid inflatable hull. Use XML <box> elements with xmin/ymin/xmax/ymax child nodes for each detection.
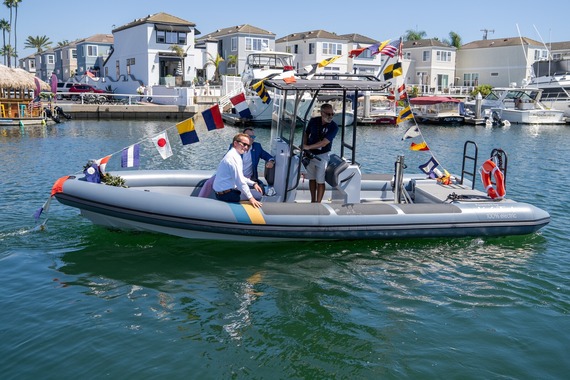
<box><xmin>55</xmin><ymin>173</ymin><xmax>550</xmax><ymax>242</ymax></box>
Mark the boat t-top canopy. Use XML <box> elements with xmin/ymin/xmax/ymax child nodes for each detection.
<box><xmin>263</xmin><ymin>75</ymin><xmax>391</xmax><ymax>93</ymax></box>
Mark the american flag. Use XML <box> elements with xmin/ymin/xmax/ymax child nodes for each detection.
<box><xmin>380</xmin><ymin>39</ymin><xmax>400</xmax><ymax>58</ymax></box>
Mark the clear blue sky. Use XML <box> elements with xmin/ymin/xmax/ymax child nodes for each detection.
<box><xmin>8</xmin><ymin>0</ymin><xmax>570</xmax><ymax>59</ymax></box>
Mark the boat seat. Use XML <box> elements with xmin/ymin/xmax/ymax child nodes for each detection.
<box><xmin>325</xmin><ymin>154</ymin><xmax>350</xmax><ymax>187</ymax></box>
<box><xmin>325</xmin><ymin>154</ymin><xmax>361</xmax><ymax>204</ymax></box>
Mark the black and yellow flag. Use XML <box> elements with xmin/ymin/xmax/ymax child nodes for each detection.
<box><xmin>252</xmin><ymin>80</ymin><xmax>271</xmax><ymax>104</ymax></box>
<box><xmin>384</xmin><ymin>62</ymin><xmax>403</xmax><ymax>80</ymax></box>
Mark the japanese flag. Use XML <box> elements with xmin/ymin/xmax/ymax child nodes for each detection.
<box><xmin>151</xmin><ymin>132</ymin><xmax>173</xmax><ymax>160</ymax></box>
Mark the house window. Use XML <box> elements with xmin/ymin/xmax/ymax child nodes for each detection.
<box><xmin>87</xmin><ymin>45</ymin><xmax>98</xmax><ymax>57</ymax></box>
<box><xmin>285</xmin><ymin>46</ymin><xmax>292</xmax><ymax>53</ymax></box>
<box><xmin>231</xmin><ymin>37</ymin><xmax>237</xmax><ymax>51</ymax></box>
<box><xmin>436</xmin><ymin>50</ymin><xmax>451</xmax><ymax>62</ymax></box>
<box><xmin>29</xmin><ymin>60</ymin><xmax>35</xmax><ymax>69</ymax></box>
<box><xmin>72</xmin><ymin>49</ymin><xmax>77</xmax><ymax>59</ymax></box>
<box><xmin>422</xmin><ymin>51</ymin><xmax>430</xmax><ymax>61</ymax></box>
<box><xmin>463</xmin><ymin>73</ymin><xmax>479</xmax><ymax>86</ymax></box>
<box><xmin>47</xmin><ymin>55</ymin><xmax>54</xmax><ymax>64</ymax></box>
<box><xmin>534</xmin><ymin>49</ymin><xmax>548</xmax><ymax>61</ymax></box>
<box><xmin>360</xmin><ymin>49</ymin><xmax>373</xmax><ymax>59</ymax></box>
<box><xmin>245</xmin><ymin>37</ymin><xmax>269</xmax><ymax>51</ymax></box>
<box><xmin>322</xmin><ymin>42</ymin><xmax>342</xmax><ymax>55</ymax></box>
<box><xmin>156</xmin><ymin>30</ymin><xmax>186</xmax><ymax>45</ymax></box>
<box><xmin>553</xmin><ymin>53</ymin><xmax>562</xmax><ymax>60</ymax></box>
<box><xmin>294</xmin><ymin>44</ymin><xmax>298</xmax><ymax>54</ymax></box>
<box><xmin>309</xmin><ymin>43</ymin><xmax>314</xmax><ymax>54</ymax></box>
<box><xmin>116</xmin><ymin>60</ymin><xmax>120</xmax><ymax>80</ymax></box>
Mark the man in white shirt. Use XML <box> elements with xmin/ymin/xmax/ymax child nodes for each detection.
<box><xmin>213</xmin><ymin>133</ymin><xmax>263</xmax><ymax>208</ymax></box>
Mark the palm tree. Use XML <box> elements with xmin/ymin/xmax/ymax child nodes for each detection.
<box><xmin>57</xmin><ymin>40</ymin><xmax>69</xmax><ymax>47</ymax></box>
<box><xmin>205</xmin><ymin>52</ymin><xmax>224</xmax><ymax>83</ymax></box>
<box><xmin>4</xmin><ymin>0</ymin><xmax>21</xmax><ymax>67</ymax></box>
<box><xmin>447</xmin><ymin>32</ymin><xmax>462</xmax><ymax>49</ymax></box>
<box><xmin>404</xmin><ymin>29</ymin><xmax>427</xmax><ymax>41</ymax></box>
<box><xmin>0</xmin><ymin>19</ymin><xmax>9</xmax><ymax>65</ymax></box>
<box><xmin>226</xmin><ymin>54</ymin><xmax>237</xmax><ymax>75</ymax></box>
<box><xmin>24</xmin><ymin>35</ymin><xmax>51</xmax><ymax>53</ymax></box>
<box><xmin>170</xmin><ymin>44</ymin><xmax>185</xmax><ymax>76</ymax></box>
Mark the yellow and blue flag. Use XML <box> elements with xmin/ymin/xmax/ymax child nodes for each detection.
<box><xmin>177</xmin><ymin>118</ymin><xmax>199</xmax><ymax>145</ymax></box>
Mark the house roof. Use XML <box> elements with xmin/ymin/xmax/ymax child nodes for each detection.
<box><xmin>112</xmin><ymin>12</ymin><xmax>195</xmax><ymax>33</ymax></box>
<box><xmin>198</xmin><ymin>24</ymin><xmax>275</xmax><ymax>40</ymax></box>
<box><xmin>402</xmin><ymin>39</ymin><xmax>452</xmax><ymax>49</ymax></box>
<box><xmin>77</xmin><ymin>34</ymin><xmax>114</xmax><ymax>44</ymax></box>
<box><xmin>339</xmin><ymin>33</ymin><xmax>378</xmax><ymax>44</ymax></box>
<box><xmin>461</xmin><ymin>36</ymin><xmax>542</xmax><ymax>49</ymax></box>
<box><xmin>546</xmin><ymin>41</ymin><xmax>570</xmax><ymax>51</ymax></box>
<box><xmin>276</xmin><ymin>30</ymin><xmax>347</xmax><ymax>43</ymax></box>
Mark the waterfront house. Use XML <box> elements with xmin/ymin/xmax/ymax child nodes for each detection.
<box><xmin>53</xmin><ymin>40</ymin><xmax>77</xmax><ymax>82</ymax></box>
<box><xmin>35</xmin><ymin>48</ymin><xmax>56</xmax><ymax>83</ymax></box>
<box><xmin>75</xmin><ymin>34</ymin><xmax>114</xmax><ymax>79</ymax></box>
<box><xmin>276</xmin><ymin>30</ymin><xmax>349</xmax><ymax>74</ymax></box>
<box><xmin>339</xmin><ymin>33</ymin><xmax>384</xmax><ymax>76</ymax></box>
<box><xmin>18</xmin><ymin>54</ymin><xmax>36</xmax><ymax>75</ymax></box>
<box><xmin>105</xmin><ymin>12</ymin><xmax>198</xmax><ymax>93</ymax></box>
<box><xmin>455</xmin><ymin>37</ymin><xmax>546</xmax><ymax>88</ymax></box>
<box><xmin>197</xmin><ymin>24</ymin><xmax>276</xmax><ymax>79</ymax></box>
<box><xmin>402</xmin><ymin>39</ymin><xmax>457</xmax><ymax>94</ymax></box>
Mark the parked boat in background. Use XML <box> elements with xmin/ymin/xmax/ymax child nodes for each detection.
<box><xmin>525</xmin><ymin>59</ymin><xmax>570</xmax><ymax>118</ymax></box>
<box><xmin>224</xmin><ymin>50</ymin><xmax>297</xmax><ymax>126</ymax></box>
<box><xmin>357</xmin><ymin>94</ymin><xmax>397</xmax><ymax>125</ymax></box>
<box><xmin>465</xmin><ymin>87</ymin><xmax>565</xmax><ymax>124</ymax></box>
<box><xmin>410</xmin><ymin>96</ymin><xmax>465</xmax><ymax>125</ymax></box>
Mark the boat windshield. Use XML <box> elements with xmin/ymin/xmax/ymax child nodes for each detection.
<box><xmin>246</xmin><ymin>53</ymin><xmax>293</xmax><ymax>70</ymax></box>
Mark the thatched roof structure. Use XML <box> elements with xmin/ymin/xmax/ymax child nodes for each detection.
<box><xmin>0</xmin><ymin>65</ymin><xmax>50</xmax><ymax>91</ymax></box>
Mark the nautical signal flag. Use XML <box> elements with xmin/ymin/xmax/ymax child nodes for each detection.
<box><xmin>318</xmin><ymin>55</ymin><xmax>341</xmax><ymax>68</ymax></box>
<box><xmin>230</xmin><ymin>93</ymin><xmax>253</xmax><ymax>119</ymax></box>
<box><xmin>349</xmin><ymin>47</ymin><xmax>367</xmax><ymax>58</ymax></box>
<box><xmin>95</xmin><ymin>155</ymin><xmax>112</xmax><ymax>174</ymax></box>
<box><xmin>396</xmin><ymin>106</ymin><xmax>413</xmax><ymax>124</ymax></box>
<box><xmin>410</xmin><ymin>141</ymin><xmax>430</xmax><ymax>151</ymax></box>
<box><xmin>384</xmin><ymin>62</ymin><xmax>403</xmax><ymax>80</ymax></box>
<box><xmin>177</xmin><ymin>118</ymin><xmax>199</xmax><ymax>145</ymax></box>
<box><xmin>151</xmin><ymin>132</ymin><xmax>173</xmax><ymax>159</ymax></box>
<box><xmin>419</xmin><ymin>157</ymin><xmax>440</xmax><ymax>176</ymax></box>
<box><xmin>252</xmin><ymin>80</ymin><xmax>271</xmax><ymax>104</ymax></box>
<box><xmin>201</xmin><ymin>104</ymin><xmax>224</xmax><ymax>131</ymax></box>
<box><xmin>402</xmin><ymin>125</ymin><xmax>421</xmax><ymax>140</ymax></box>
<box><xmin>121</xmin><ymin>144</ymin><xmax>140</xmax><ymax>167</ymax></box>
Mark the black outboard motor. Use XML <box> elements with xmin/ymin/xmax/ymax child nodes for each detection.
<box><xmin>491</xmin><ymin>110</ymin><xmax>502</xmax><ymax>127</ymax></box>
<box><xmin>44</xmin><ymin>107</ymin><xmax>61</xmax><ymax>123</ymax></box>
<box><xmin>55</xmin><ymin>106</ymin><xmax>72</xmax><ymax>120</ymax></box>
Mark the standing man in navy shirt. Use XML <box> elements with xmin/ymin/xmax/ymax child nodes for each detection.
<box><xmin>303</xmin><ymin>103</ymin><xmax>339</xmax><ymax>203</ymax></box>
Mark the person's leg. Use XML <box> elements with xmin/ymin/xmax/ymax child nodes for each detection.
<box><xmin>309</xmin><ymin>180</ymin><xmax>317</xmax><ymax>203</ymax></box>
<box><xmin>316</xmin><ymin>183</ymin><xmax>326</xmax><ymax>202</ymax></box>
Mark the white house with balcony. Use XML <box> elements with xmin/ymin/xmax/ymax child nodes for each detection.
<box><xmin>104</xmin><ymin>12</ymin><xmax>199</xmax><ymax>94</ymax></box>
<box><xmin>339</xmin><ymin>33</ymin><xmax>384</xmax><ymax>76</ymax></box>
<box><xmin>402</xmin><ymin>39</ymin><xmax>457</xmax><ymax>93</ymax></box>
<box><xmin>455</xmin><ymin>37</ymin><xmax>546</xmax><ymax>88</ymax></box>
<box><xmin>276</xmin><ymin>30</ymin><xmax>349</xmax><ymax>74</ymax></box>
<box><xmin>197</xmin><ymin>24</ymin><xmax>277</xmax><ymax>78</ymax></box>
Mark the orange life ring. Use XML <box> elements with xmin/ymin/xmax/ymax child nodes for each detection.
<box><xmin>480</xmin><ymin>159</ymin><xmax>506</xmax><ymax>199</ymax></box>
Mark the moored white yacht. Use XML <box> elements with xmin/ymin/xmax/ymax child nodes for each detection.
<box><xmin>466</xmin><ymin>87</ymin><xmax>565</xmax><ymax>124</ymax></box>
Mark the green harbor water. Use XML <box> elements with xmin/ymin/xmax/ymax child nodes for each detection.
<box><xmin>0</xmin><ymin>120</ymin><xmax>568</xmax><ymax>379</ymax></box>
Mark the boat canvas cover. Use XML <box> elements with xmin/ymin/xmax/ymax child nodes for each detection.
<box><xmin>410</xmin><ymin>96</ymin><xmax>461</xmax><ymax>105</ymax></box>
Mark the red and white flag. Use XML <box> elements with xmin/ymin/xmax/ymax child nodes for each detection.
<box><xmin>95</xmin><ymin>155</ymin><xmax>112</xmax><ymax>174</ymax></box>
<box><xmin>230</xmin><ymin>93</ymin><xmax>253</xmax><ymax>119</ymax></box>
<box><xmin>151</xmin><ymin>132</ymin><xmax>173</xmax><ymax>159</ymax></box>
